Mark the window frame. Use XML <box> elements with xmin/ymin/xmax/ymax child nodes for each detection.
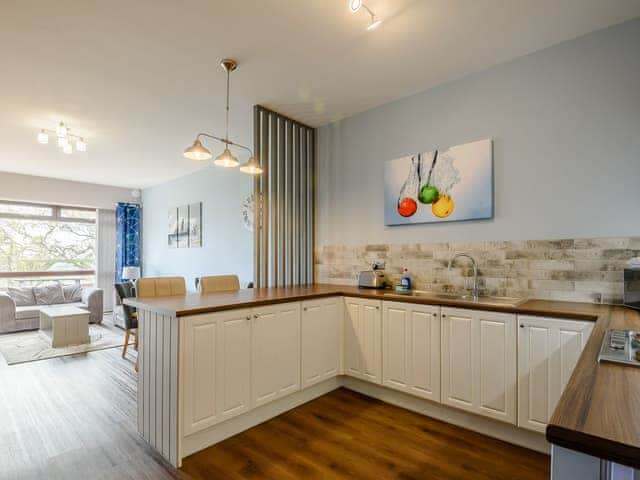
<box><xmin>0</xmin><ymin>200</ymin><xmax>96</xmax><ymax>224</ymax></box>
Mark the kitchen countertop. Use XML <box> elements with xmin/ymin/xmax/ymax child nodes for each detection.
<box><xmin>125</xmin><ymin>284</ymin><xmax>640</xmax><ymax>469</ymax></box>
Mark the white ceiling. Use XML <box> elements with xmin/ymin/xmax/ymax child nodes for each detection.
<box><xmin>1</xmin><ymin>0</ymin><xmax>639</xmax><ymax>188</ymax></box>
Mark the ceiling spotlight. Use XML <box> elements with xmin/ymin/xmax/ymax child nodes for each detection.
<box><xmin>76</xmin><ymin>137</ymin><xmax>87</xmax><ymax>152</ymax></box>
<box><xmin>349</xmin><ymin>0</ymin><xmax>362</xmax><ymax>13</ymax></box>
<box><xmin>183</xmin><ymin>138</ymin><xmax>213</xmax><ymax>161</ymax></box>
<box><xmin>239</xmin><ymin>157</ymin><xmax>264</xmax><ymax>175</ymax></box>
<box><xmin>367</xmin><ymin>17</ymin><xmax>383</xmax><ymax>30</ymax></box>
<box><xmin>214</xmin><ymin>147</ymin><xmax>240</xmax><ymax>168</ymax></box>
<box><xmin>63</xmin><ymin>143</ymin><xmax>73</xmax><ymax>154</ymax></box>
<box><xmin>37</xmin><ymin>129</ymin><xmax>49</xmax><ymax>144</ymax></box>
<box><xmin>56</xmin><ymin>121</ymin><xmax>68</xmax><ymax>138</ymax></box>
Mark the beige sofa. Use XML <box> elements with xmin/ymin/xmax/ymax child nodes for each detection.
<box><xmin>0</xmin><ymin>283</ymin><xmax>103</xmax><ymax>334</ymax></box>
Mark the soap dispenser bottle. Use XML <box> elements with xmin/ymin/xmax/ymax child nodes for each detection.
<box><xmin>400</xmin><ymin>268</ymin><xmax>412</xmax><ymax>291</ymax></box>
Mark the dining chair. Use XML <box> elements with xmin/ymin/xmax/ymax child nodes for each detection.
<box><xmin>114</xmin><ymin>282</ymin><xmax>138</xmax><ymax>366</ymax></box>
<box><xmin>199</xmin><ymin>275</ymin><xmax>240</xmax><ymax>293</ymax></box>
<box><xmin>136</xmin><ymin>276</ymin><xmax>186</xmax><ymax>297</ymax></box>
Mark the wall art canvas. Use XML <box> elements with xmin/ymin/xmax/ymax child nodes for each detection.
<box><xmin>383</xmin><ymin>138</ymin><xmax>493</xmax><ymax>226</ymax></box>
<box><xmin>188</xmin><ymin>202</ymin><xmax>202</xmax><ymax>248</ymax></box>
<box><xmin>177</xmin><ymin>205</ymin><xmax>189</xmax><ymax>248</ymax></box>
<box><xmin>168</xmin><ymin>207</ymin><xmax>178</xmax><ymax>248</ymax></box>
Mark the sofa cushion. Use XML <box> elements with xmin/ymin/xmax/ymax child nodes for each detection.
<box><xmin>63</xmin><ymin>285</ymin><xmax>83</xmax><ymax>303</ymax></box>
<box><xmin>15</xmin><ymin>306</ymin><xmax>41</xmax><ymax>320</ymax></box>
<box><xmin>33</xmin><ymin>282</ymin><xmax>65</xmax><ymax>305</ymax></box>
<box><xmin>7</xmin><ymin>287</ymin><xmax>35</xmax><ymax>306</ymax></box>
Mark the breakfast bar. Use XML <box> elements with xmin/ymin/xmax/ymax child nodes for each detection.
<box><xmin>126</xmin><ymin>285</ymin><xmax>640</xmax><ymax>475</ymax></box>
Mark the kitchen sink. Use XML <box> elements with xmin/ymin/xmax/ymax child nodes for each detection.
<box><xmin>383</xmin><ymin>290</ymin><xmax>525</xmax><ymax>308</ymax></box>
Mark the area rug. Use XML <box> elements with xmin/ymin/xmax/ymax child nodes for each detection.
<box><xmin>0</xmin><ymin>323</ymin><xmax>130</xmax><ymax>365</ymax></box>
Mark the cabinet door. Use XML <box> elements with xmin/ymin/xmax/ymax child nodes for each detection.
<box><xmin>217</xmin><ymin>310</ymin><xmax>252</xmax><ymax>421</ymax></box>
<box><xmin>441</xmin><ymin>308</ymin><xmax>474</xmax><ymax>410</ymax></box>
<box><xmin>475</xmin><ymin>309</ymin><xmax>517</xmax><ymax>424</ymax></box>
<box><xmin>301</xmin><ymin>297</ymin><xmax>342</xmax><ymax>388</ymax></box>
<box><xmin>251</xmin><ymin>302</ymin><xmax>301</xmax><ymax>408</ymax></box>
<box><xmin>182</xmin><ymin>314</ymin><xmax>219</xmax><ymax>435</ymax></box>
<box><xmin>442</xmin><ymin>307</ymin><xmax>516</xmax><ymax>424</ymax></box>
<box><xmin>383</xmin><ymin>301</ymin><xmax>441</xmax><ymax>401</ymax></box>
<box><xmin>518</xmin><ymin>316</ymin><xmax>593</xmax><ymax>433</ymax></box>
<box><xmin>343</xmin><ymin>297</ymin><xmax>382</xmax><ymax>383</ymax></box>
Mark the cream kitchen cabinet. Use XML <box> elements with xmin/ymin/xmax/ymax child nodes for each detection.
<box><xmin>182</xmin><ymin>308</ymin><xmax>252</xmax><ymax>436</ymax></box>
<box><xmin>441</xmin><ymin>307</ymin><xmax>517</xmax><ymax>424</ymax></box>
<box><xmin>517</xmin><ymin>315</ymin><xmax>594</xmax><ymax>433</ymax></box>
<box><xmin>382</xmin><ymin>301</ymin><xmax>441</xmax><ymax>402</ymax></box>
<box><xmin>301</xmin><ymin>297</ymin><xmax>343</xmax><ymax>388</ymax></box>
<box><xmin>251</xmin><ymin>302</ymin><xmax>301</xmax><ymax>407</ymax></box>
<box><xmin>344</xmin><ymin>297</ymin><xmax>382</xmax><ymax>384</ymax></box>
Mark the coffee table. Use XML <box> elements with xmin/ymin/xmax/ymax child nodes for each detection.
<box><xmin>39</xmin><ymin>306</ymin><xmax>90</xmax><ymax>348</ymax></box>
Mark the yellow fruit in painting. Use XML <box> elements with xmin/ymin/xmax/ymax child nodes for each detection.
<box><xmin>432</xmin><ymin>195</ymin><xmax>455</xmax><ymax>218</ymax></box>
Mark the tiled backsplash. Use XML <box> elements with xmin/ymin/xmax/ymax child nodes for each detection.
<box><xmin>315</xmin><ymin>237</ymin><xmax>640</xmax><ymax>304</ymax></box>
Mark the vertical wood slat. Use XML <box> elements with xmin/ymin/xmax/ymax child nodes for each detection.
<box><xmin>254</xmin><ymin>105</ymin><xmax>315</xmax><ymax>288</ymax></box>
<box><xmin>136</xmin><ymin>309</ymin><xmax>180</xmax><ymax>467</ymax></box>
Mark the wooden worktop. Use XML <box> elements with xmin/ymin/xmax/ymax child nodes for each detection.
<box><xmin>125</xmin><ymin>284</ymin><xmax>640</xmax><ymax>468</ymax></box>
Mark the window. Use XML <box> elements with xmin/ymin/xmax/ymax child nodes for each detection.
<box><xmin>0</xmin><ymin>201</ymin><xmax>97</xmax><ymax>289</ymax></box>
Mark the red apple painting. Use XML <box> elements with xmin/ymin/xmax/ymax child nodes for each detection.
<box><xmin>384</xmin><ymin>139</ymin><xmax>493</xmax><ymax>225</ymax></box>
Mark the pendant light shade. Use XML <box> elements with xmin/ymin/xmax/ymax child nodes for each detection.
<box><xmin>183</xmin><ymin>138</ymin><xmax>212</xmax><ymax>161</ymax></box>
<box><xmin>214</xmin><ymin>147</ymin><xmax>239</xmax><ymax>167</ymax></box>
<box><xmin>239</xmin><ymin>157</ymin><xmax>263</xmax><ymax>175</ymax></box>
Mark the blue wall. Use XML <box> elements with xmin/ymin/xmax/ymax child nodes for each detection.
<box><xmin>142</xmin><ymin>166</ymin><xmax>253</xmax><ymax>291</ymax></box>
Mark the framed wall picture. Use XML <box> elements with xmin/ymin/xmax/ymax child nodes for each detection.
<box><xmin>177</xmin><ymin>205</ymin><xmax>189</xmax><ymax>248</ymax></box>
<box><xmin>168</xmin><ymin>207</ymin><xmax>178</xmax><ymax>248</ymax></box>
<box><xmin>188</xmin><ymin>202</ymin><xmax>202</xmax><ymax>248</ymax></box>
<box><xmin>383</xmin><ymin>138</ymin><xmax>494</xmax><ymax>226</ymax></box>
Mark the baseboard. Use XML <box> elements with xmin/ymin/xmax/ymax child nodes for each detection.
<box><xmin>342</xmin><ymin>376</ymin><xmax>549</xmax><ymax>454</ymax></box>
<box><xmin>180</xmin><ymin>377</ymin><xmax>342</xmax><ymax>462</ymax></box>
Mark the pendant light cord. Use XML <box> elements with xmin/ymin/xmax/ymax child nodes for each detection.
<box><xmin>225</xmin><ymin>68</ymin><xmax>230</xmax><ymax>143</ymax></box>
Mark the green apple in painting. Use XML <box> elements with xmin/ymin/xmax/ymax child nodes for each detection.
<box><xmin>419</xmin><ymin>184</ymin><xmax>439</xmax><ymax>204</ymax></box>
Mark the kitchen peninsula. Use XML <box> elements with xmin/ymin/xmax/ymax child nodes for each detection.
<box><xmin>125</xmin><ymin>285</ymin><xmax>640</xmax><ymax>477</ymax></box>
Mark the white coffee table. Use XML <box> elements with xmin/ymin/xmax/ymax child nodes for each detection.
<box><xmin>39</xmin><ymin>306</ymin><xmax>90</xmax><ymax>348</ymax></box>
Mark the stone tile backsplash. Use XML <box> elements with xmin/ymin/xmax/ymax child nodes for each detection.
<box><xmin>315</xmin><ymin>237</ymin><xmax>640</xmax><ymax>304</ymax></box>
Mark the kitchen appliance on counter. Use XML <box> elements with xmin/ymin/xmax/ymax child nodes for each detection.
<box><xmin>598</xmin><ymin>329</ymin><xmax>640</xmax><ymax>367</ymax></box>
<box><xmin>358</xmin><ymin>267</ymin><xmax>386</xmax><ymax>289</ymax></box>
<box><xmin>624</xmin><ymin>266</ymin><xmax>640</xmax><ymax>310</ymax></box>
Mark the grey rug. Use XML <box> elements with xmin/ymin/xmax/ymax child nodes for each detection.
<box><xmin>0</xmin><ymin>324</ymin><xmax>130</xmax><ymax>365</ymax></box>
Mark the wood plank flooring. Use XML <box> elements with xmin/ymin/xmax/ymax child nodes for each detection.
<box><xmin>0</xmin><ymin>343</ymin><xmax>549</xmax><ymax>480</ymax></box>
<box><xmin>181</xmin><ymin>388</ymin><xmax>550</xmax><ymax>480</ymax></box>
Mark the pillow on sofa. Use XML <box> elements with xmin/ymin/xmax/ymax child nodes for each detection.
<box><xmin>7</xmin><ymin>286</ymin><xmax>36</xmax><ymax>306</ymax></box>
<box><xmin>33</xmin><ymin>282</ymin><xmax>65</xmax><ymax>305</ymax></box>
<box><xmin>63</xmin><ymin>285</ymin><xmax>83</xmax><ymax>303</ymax></box>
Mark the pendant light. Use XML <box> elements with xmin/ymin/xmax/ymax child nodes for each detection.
<box><xmin>183</xmin><ymin>59</ymin><xmax>262</xmax><ymax>175</ymax></box>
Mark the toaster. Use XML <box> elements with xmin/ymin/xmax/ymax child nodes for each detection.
<box><xmin>358</xmin><ymin>269</ymin><xmax>386</xmax><ymax>289</ymax></box>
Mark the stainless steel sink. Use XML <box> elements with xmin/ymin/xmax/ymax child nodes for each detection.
<box><xmin>383</xmin><ymin>290</ymin><xmax>525</xmax><ymax>307</ymax></box>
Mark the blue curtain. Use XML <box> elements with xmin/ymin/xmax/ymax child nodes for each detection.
<box><xmin>115</xmin><ymin>203</ymin><xmax>141</xmax><ymax>283</ymax></box>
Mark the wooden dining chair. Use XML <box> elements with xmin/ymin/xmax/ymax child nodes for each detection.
<box><xmin>114</xmin><ymin>282</ymin><xmax>138</xmax><ymax>367</ymax></box>
<box><xmin>136</xmin><ymin>276</ymin><xmax>186</xmax><ymax>297</ymax></box>
<box><xmin>199</xmin><ymin>275</ymin><xmax>240</xmax><ymax>293</ymax></box>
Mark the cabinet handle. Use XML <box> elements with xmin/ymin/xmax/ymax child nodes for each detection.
<box><xmin>303</xmin><ymin>307</ymin><xmax>307</xmax><ymax>311</ymax></box>
<box><xmin>246</xmin><ymin>316</ymin><xmax>251</xmax><ymax>321</ymax></box>
<box><xmin>433</xmin><ymin>313</ymin><xmax>437</xmax><ymax>317</ymax></box>
<box><xmin>520</xmin><ymin>324</ymin><xmax>525</xmax><ymax>328</ymax></box>
<box><xmin>376</xmin><ymin>306</ymin><xmax>380</xmax><ymax>310</ymax></box>
<box><xmin>254</xmin><ymin>314</ymin><xmax>258</xmax><ymax>319</ymax></box>
<box><xmin>442</xmin><ymin>314</ymin><xmax>446</xmax><ymax>318</ymax></box>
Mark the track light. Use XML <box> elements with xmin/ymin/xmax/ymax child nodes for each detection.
<box><xmin>349</xmin><ymin>1</ymin><xmax>382</xmax><ymax>31</ymax></box>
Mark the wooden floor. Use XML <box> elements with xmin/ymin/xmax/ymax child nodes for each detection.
<box><xmin>182</xmin><ymin>388</ymin><xmax>550</xmax><ymax>480</ymax></box>
<box><xmin>0</xmin><ymin>344</ymin><xmax>549</xmax><ymax>480</ymax></box>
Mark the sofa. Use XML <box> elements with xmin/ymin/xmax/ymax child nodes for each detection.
<box><xmin>0</xmin><ymin>282</ymin><xmax>103</xmax><ymax>334</ymax></box>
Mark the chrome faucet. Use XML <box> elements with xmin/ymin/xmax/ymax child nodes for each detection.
<box><xmin>448</xmin><ymin>253</ymin><xmax>479</xmax><ymax>299</ymax></box>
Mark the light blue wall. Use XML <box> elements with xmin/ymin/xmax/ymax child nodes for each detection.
<box><xmin>317</xmin><ymin>19</ymin><xmax>640</xmax><ymax>247</ymax></box>
<box><xmin>142</xmin><ymin>166</ymin><xmax>253</xmax><ymax>291</ymax></box>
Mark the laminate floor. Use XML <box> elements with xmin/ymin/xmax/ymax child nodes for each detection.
<box><xmin>0</xmin><ymin>342</ymin><xmax>550</xmax><ymax>480</ymax></box>
<box><xmin>181</xmin><ymin>388</ymin><xmax>550</xmax><ymax>480</ymax></box>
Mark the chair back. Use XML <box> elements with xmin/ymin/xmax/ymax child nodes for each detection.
<box><xmin>136</xmin><ymin>276</ymin><xmax>186</xmax><ymax>298</ymax></box>
<box><xmin>199</xmin><ymin>275</ymin><xmax>240</xmax><ymax>294</ymax></box>
<box><xmin>114</xmin><ymin>282</ymin><xmax>138</xmax><ymax>330</ymax></box>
